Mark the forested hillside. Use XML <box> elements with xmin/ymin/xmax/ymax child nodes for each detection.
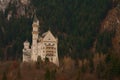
<box><xmin>0</xmin><ymin>0</ymin><xmax>120</xmax><ymax>80</ymax></box>
<box><xmin>0</xmin><ymin>0</ymin><xmax>117</xmax><ymax>60</ymax></box>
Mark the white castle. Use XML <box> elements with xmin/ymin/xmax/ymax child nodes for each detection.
<box><xmin>22</xmin><ymin>16</ymin><xmax>59</xmax><ymax>66</ymax></box>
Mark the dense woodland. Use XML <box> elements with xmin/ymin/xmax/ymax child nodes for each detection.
<box><xmin>0</xmin><ymin>0</ymin><xmax>113</xmax><ymax>59</ymax></box>
<box><xmin>0</xmin><ymin>0</ymin><xmax>120</xmax><ymax>80</ymax></box>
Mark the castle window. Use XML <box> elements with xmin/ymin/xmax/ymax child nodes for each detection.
<box><xmin>51</xmin><ymin>43</ymin><xmax>53</xmax><ymax>45</ymax></box>
<box><xmin>51</xmin><ymin>58</ymin><xmax>53</xmax><ymax>61</ymax></box>
<box><xmin>44</xmin><ymin>43</ymin><xmax>46</xmax><ymax>45</ymax></box>
<box><xmin>48</xmin><ymin>43</ymin><xmax>50</xmax><ymax>45</ymax></box>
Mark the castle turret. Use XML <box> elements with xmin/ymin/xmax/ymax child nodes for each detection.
<box><xmin>23</xmin><ymin>40</ymin><xmax>31</xmax><ymax>62</ymax></box>
<box><xmin>23</xmin><ymin>40</ymin><xmax>30</xmax><ymax>49</ymax></box>
<box><xmin>31</xmin><ymin>15</ymin><xmax>39</xmax><ymax>61</ymax></box>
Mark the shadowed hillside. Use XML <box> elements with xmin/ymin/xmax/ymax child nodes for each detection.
<box><xmin>0</xmin><ymin>0</ymin><xmax>114</xmax><ymax>60</ymax></box>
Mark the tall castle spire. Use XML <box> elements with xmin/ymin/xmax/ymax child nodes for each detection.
<box><xmin>33</xmin><ymin>14</ymin><xmax>38</xmax><ymax>22</ymax></box>
<box><xmin>31</xmin><ymin>15</ymin><xmax>39</xmax><ymax>61</ymax></box>
<box><xmin>33</xmin><ymin>14</ymin><xmax>39</xmax><ymax>25</ymax></box>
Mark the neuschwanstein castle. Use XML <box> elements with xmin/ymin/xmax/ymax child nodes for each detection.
<box><xmin>22</xmin><ymin>16</ymin><xmax>59</xmax><ymax>66</ymax></box>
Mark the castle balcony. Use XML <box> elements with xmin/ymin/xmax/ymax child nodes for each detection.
<box><xmin>32</xmin><ymin>31</ymin><xmax>38</xmax><ymax>34</ymax></box>
<box><xmin>46</xmin><ymin>53</ymin><xmax>54</xmax><ymax>56</ymax></box>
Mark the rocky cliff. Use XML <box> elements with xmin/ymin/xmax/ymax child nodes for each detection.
<box><xmin>100</xmin><ymin>4</ymin><xmax>120</xmax><ymax>54</ymax></box>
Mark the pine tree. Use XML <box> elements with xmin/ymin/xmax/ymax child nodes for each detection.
<box><xmin>2</xmin><ymin>72</ymin><xmax>7</xmax><ymax>80</ymax></box>
<box><xmin>36</xmin><ymin>56</ymin><xmax>42</xmax><ymax>69</ymax></box>
<box><xmin>45</xmin><ymin>69</ymin><xmax>51</xmax><ymax>80</ymax></box>
<box><xmin>17</xmin><ymin>68</ymin><xmax>22</xmax><ymax>80</ymax></box>
<box><xmin>51</xmin><ymin>69</ymin><xmax>56</xmax><ymax>80</ymax></box>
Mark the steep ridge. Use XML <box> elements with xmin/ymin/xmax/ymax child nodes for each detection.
<box><xmin>99</xmin><ymin>4</ymin><xmax>120</xmax><ymax>54</ymax></box>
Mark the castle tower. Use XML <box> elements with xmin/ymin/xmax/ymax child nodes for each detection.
<box><xmin>23</xmin><ymin>40</ymin><xmax>30</xmax><ymax>49</ymax></box>
<box><xmin>31</xmin><ymin>15</ymin><xmax>39</xmax><ymax>61</ymax></box>
<box><xmin>23</xmin><ymin>40</ymin><xmax>31</xmax><ymax>62</ymax></box>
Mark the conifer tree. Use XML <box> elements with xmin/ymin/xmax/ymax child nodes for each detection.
<box><xmin>2</xmin><ymin>72</ymin><xmax>7</xmax><ymax>80</ymax></box>
<box><xmin>45</xmin><ymin>69</ymin><xmax>51</xmax><ymax>80</ymax></box>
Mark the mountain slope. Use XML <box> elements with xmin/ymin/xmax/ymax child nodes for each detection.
<box><xmin>0</xmin><ymin>0</ymin><xmax>114</xmax><ymax>60</ymax></box>
<box><xmin>99</xmin><ymin>5</ymin><xmax>120</xmax><ymax>54</ymax></box>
